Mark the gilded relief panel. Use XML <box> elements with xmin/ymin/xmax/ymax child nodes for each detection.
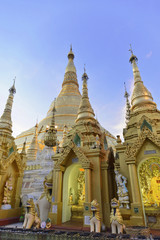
<box><xmin>139</xmin><ymin>158</ymin><xmax>160</xmax><ymax>207</ymax></box>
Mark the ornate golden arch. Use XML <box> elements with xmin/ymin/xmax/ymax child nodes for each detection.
<box><xmin>0</xmin><ymin>151</ymin><xmax>25</xmax><ymax>174</ymax></box>
<box><xmin>125</xmin><ymin>126</ymin><xmax>160</xmax><ymax>160</ymax></box>
<box><xmin>54</xmin><ymin>139</ymin><xmax>90</xmax><ymax>170</ymax></box>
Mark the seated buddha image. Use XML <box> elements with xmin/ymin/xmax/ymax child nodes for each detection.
<box><xmin>148</xmin><ymin>169</ymin><xmax>160</xmax><ymax>207</ymax></box>
<box><xmin>69</xmin><ymin>188</ymin><xmax>74</xmax><ymax>205</ymax></box>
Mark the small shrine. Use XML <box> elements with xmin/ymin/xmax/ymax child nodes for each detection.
<box><xmin>0</xmin><ymin>81</ymin><xmax>26</xmax><ymax>225</ymax></box>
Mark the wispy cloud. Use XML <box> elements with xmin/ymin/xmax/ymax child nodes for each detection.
<box><xmin>146</xmin><ymin>51</ymin><xmax>152</xmax><ymax>59</ymax></box>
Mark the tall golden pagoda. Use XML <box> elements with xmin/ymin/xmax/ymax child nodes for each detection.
<box><xmin>0</xmin><ymin>80</ymin><xmax>26</xmax><ymax>225</ymax></box>
<box><xmin>15</xmin><ymin>47</ymin><xmax>116</xmax><ymax>155</ymax></box>
<box><xmin>49</xmin><ymin>69</ymin><xmax>115</xmax><ymax>228</ymax></box>
<box><xmin>116</xmin><ymin>48</ymin><xmax>160</xmax><ymax>228</ymax></box>
<box><xmin>15</xmin><ymin>46</ymin><xmax>81</xmax><ymax>152</ymax></box>
<box><xmin>18</xmin><ymin>47</ymin><xmax>116</xmax><ymax>204</ymax></box>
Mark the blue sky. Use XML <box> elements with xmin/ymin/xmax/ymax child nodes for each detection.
<box><xmin>0</xmin><ymin>0</ymin><xmax>160</xmax><ymax>138</ymax></box>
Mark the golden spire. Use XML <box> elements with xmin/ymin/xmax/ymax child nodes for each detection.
<box><xmin>65</xmin><ymin>45</ymin><xmax>76</xmax><ymax>74</ymax></box>
<box><xmin>0</xmin><ymin>78</ymin><xmax>16</xmax><ymax>136</ymax></box>
<box><xmin>44</xmin><ymin>104</ymin><xmax>57</xmax><ymax>147</ymax></box>
<box><xmin>61</xmin><ymin>45</ymin><xmax>79</xmax><ymax>89</ymax></box>
<box><xmin>27</xmin><ymin>123</ymin><xmax>38</xmax><ymax>161</ymax></box>
<box><xmin>124</xmin><ymin>82</ymin><xmax>131</xmax><ymax>126</ymax></box>
<box><xmin>76</xmin><ymin>67</ymin><xmax>95</xmax><ymax>122</ymax></box>
<box><xmin>129</xmin><ymin>45</ymin><xmax>156</xmax><ymax>111</ymax></box>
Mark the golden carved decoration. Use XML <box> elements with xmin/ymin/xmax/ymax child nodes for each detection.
<box><xmin>54</xmin><ymin>140</ymin><xmax>90</xmax><ymax>170</ymax></box>
<box><xmin>26</xmin><ymin>164</ymin><xmax>41</xmax><ymax>171</ymax></box>
<box><xmin>62</xmin><ymin>72</ymin><xmax>79</xmax><ymax>87</ymax></box>
<box><xmin>137</xmin><ymin>115</ymin><xmax>154</xmax><ymax>128</ymax></box>
<box><xmin>0</xmin><ymin>150</ymin><xmax>26</xmax><ymax>174</ymax></box>
<box><xmin>2</xmin><ymin>175</ymin><xmax>13</xmax><ymax>205</ymax></box>
<box><xmin>125</xmin><ymin>126</ymin><xmax>160</xmax><ymax>160</ymax></box>
<box><xmin>139</xmin><ymin>158</ymin><xmax>160</xmax><ymax>207</ymax></box>
<box><xmin>77</xmin><ymin>170</ymin><xmax>85</xmax><ymax>204</ymax></box>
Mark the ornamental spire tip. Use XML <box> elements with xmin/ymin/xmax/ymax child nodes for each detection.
<box><xmin>129</xmin><ymin>44</ymin><xmax>133</xmax><ymax>55</ymax></box>
<box><xmin>9</xmin><ymin>77</ymin><xmax>16</xmax><ymax>95</ymax></box>
<box><xmin>129</xmin><ymin>45</ymin><xmax>138</xmax><ymax>63</ymax></box>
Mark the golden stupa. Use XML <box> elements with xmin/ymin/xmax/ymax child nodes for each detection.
<box><xmin>15</xmin><ymin>47</ymin><xmax>116</xmax><ymax>154</ymax></box>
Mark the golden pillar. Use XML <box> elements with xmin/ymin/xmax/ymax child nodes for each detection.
<box><xmin>55</xmin><ymin>169</ymin><xmax>63</xmax><ymax>202</ymax></box>
<box><xmin>83</xmin><ymin>162</ymin><xmax>92</xmax><ymax>227</ymax></box>
<box><xmin>128</xmin><ymin>163</ymin><xmax>141</xmax><ymax>203</ymax></box>
<box><xmin>84</xmin><ymin>168</ymin><xmax>91</xmax><ymax>203</ymax></box>
<box><xmin>101</xmin><ymin>161</ymin><xmax>110</xmax><ymax>227</ymax></box>
<box><xmin>127</xmin><ymin>159</ymin><xmax>144</xmax><ymax>226</ymax></box>
<box><xmin>49</xmin><ymin>166</ymin><xmax>63</xmax><ymax>225</ymax></box>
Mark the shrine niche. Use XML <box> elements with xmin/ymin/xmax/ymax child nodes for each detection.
<box><xmin>0</xmin><ymin>152</ymin><xmax>25</xmax><ymax>210</ymax></box>
<box><xmin>62</xmin><ymin>160</ymin><xmax>85</xmax><ymax>223</ymax></box>
<box><xmin>139</xmin><ymin>158</ymin><xmax>160</xmax><ymax>208</ymax></box>
<box><xmin>138</xmin><ymin>157</ymin><xmax>160</xmax><ymax>228</ymax></box>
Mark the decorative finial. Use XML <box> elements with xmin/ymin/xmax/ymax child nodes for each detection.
<box><xmin>35</xmin><ymin>120</ymin><xmax>38</xmax><ymax>129</ymax></box>
<box><xmin>129</xmin><ymin>44</ymin><xmax>133</xmax><ymax>55</ymax></box>
<box><xmin>116</xmin><ymin>135</ymin><xmax>122</xmax><ymax>144</ymax></box>
<box><xmin>68</xmin><ymin>45</ymin><xmax>74</xmax><ymax>59</ymax></box>
<box><xmin>9</xmin><ymin>77</ymin><xmax>16</xmax><ymax>95</ymax></box>
<box><xmin>21</xmin><ymin>137</ymin><xmax>27</xmax><ymax>154</ymax></box>
<box><xmin>53</xmin><ymin>98</ymin><xmax>56</xmax><ymax>113</ymax></box>
<box><xmin>129</xmin><ymin>45</ymin><xmax>138</xmax><ymax>63</ymax></box>
<box><xmin>124</xmin><ymin>82</ymin><xmax>129</xmax><ymax>98</ymax></box>
<box><xmin>124</xmin><ymin>82</ymin><xmax>131</xmax><ymax>126</ymax></box>
<box><xmin>82</xmin><ymin>66</ymin><xmax>88</xmax><ymax>81</ymax></box>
